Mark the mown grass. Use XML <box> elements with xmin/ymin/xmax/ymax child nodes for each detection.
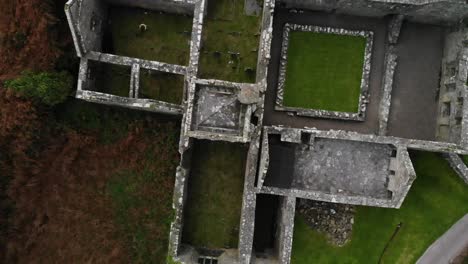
<box><xmin>291</xmin><ymin>151</ymin><xmax>468</xmax><ymax>264</ymax></box>
<box><xmin>198</xmin><ymin>0</ymin><xmax>262</xmax><ymax>83</ymax></box>
<box><xmin>106</xmin><ymin>6</ymin><xmax>192</xmax><ymax>65</ymax></box>
<box><xmin>139</xmin><ymin>69</ymin><xmax>184</xmax><ymax>105</ymax></box>
<box><xmin>283</xmin><ymin>32</ymin><xmax>366</xmax><ymax>113</ymax></box>
<box><xmin>182</xmin><ymin>140</ymin><xmax>248</xmax><ymax>249</ymax></box>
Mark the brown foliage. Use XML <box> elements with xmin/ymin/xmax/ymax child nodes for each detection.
<box><xmin>0</xmin><ymin>87</ymin><xmax>42</xmax><ymax>262</ymax></box>
<box><xmin>0</xmin><ymin>88</ymin><xmax>41</xmax><ymax>155</ymax></box>
<box><xmin>3</xmin><ymin>120</ymin><xmax>179</xmax><ymax>263</ymax></box>
<box><xmin>0</xmin><ymin>0</ymin><xmax>67</xmax><ymax>80</ymax></box>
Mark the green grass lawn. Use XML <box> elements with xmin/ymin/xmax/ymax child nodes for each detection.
<box><xmin>461</xmin><ymin>155</ymin><xmax>468</xmax><ymax>167</ymax></box>
<box><xmin>283</xmin><ymin>32</ymin><xmax>367</xmax><ymax>113</ymax></box>
<box><xmin>291</xmin><ymin>151</ymin><xmax>468</xmax><ymax>264</ymax></box>
<box><xmin>182</xmin><ymin>140</ymin><xmax>248</xmax><ymax>249</ymax></box>
<box><xmin>139</xmin><ymin>69</ymin><xmax>184</xmax><ymax>104</ymax></box>
<box><xmin>107</xmin><ymin>6</ymin><xmax>192</xmax><ymax>65</ymax></box>
<box><xmin>93</xmin><ymin>62</ymin><xmax>131</xmax><ymax>97</ymax></box>
<box><xmin>198</xmin><ymin>0</ymin><xmax>262</xmax><ymax>83</ymax></box>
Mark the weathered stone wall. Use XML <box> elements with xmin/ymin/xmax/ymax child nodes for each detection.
<box><xmin>389</xmin><ymin>147</ymin><xmax>417</xmax><ymax>208</ymax></box>
<box><xmin>378</xmin><ymin>15</ymin><xmax>403</xmax><ymax>135</ymax></box>
<box><xmin>169</xmin><ymin>139</ymin><xmax>194</xmax><ymax>260</ymax></box>
<box><xmin>274</xmin><ymin>196</ymin><xmax>296</xmax><ymax>264</ymax></box>
<box><xmin>75</xmin><ymin>52</ymin><xmax>187</xmax><ymax>115</ymax></box>
<box><xmin>66</xmin><ymin>0</ymin><xmax>108</xmax><ymax>55</ymax></box>
<box><xmin>104</xmin><ymin>0</ymin><xmax>195</xmax><ymax>15</ymax></box>
<box><xmin>279</xmin><ymin>0</ymin><xmax>468</xmax><ymax>25</ymax></box>
<box><xmin>435</xmin><ymin>29</ymin><xmax>468</xmax><ymax>146</ymax></box>
<box><xmin>238</xmin><ymin>130</ymin><xmax>262</xmax><ymax>264</ymax></box>
<box><xmin>445</xmin><ymin>153</ymin><xmax>468</xmax><ymax>184</ymax></box>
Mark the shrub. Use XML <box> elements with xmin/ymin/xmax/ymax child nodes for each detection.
<box><xmin>4</xmin><ymin>71</ymin><xmax>73</xmax><ymax>106</ymax></box>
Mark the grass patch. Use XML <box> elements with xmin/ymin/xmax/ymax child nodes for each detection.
<box><xmin>54</xmin><ymin>99</ymin><xmax>178</xmax><ymax>144</ymax></box>
<box><xmin>283</xmin><ymin>32</ymin><xmax>366</xmax><ymax>113</ymax></box>
<box><xmin>182</xmin><ymin>140</ymin><xmax>248</xmax><ymax>249</ymax></box>
<box><xmin>198</xmin><ymin>0</ymin><xmax>262</xmax><ymax>83</ymax></box>
<box><xmin>139</xmin><ymin>69</ymin><xmax>184</xmax><ymax>104</ymax></box>
<box><xmin>106</xmin><ymin>6</ymin><xmax>192</xmax><ymax>65</ymax></box>
<box><xmin>105</xmin><ymin>124</ymin><xmax>180</xmax><ymax>263</ymax></box>
<box><xmin>92</xmin><ymin>62</ymin><xmax>131</xmax><ymax>97</ymax></box>
<box><xmin>461</xmin><ymin>155</ymin><xmax>468</xmax><ymax>167</ymax></box>
<box><xmin>291</xmin><ymin>151</ymin><xmax>468</xmax><ymax>264</ymax></box>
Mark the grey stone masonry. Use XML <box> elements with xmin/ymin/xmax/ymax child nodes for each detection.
<box><xmin>388</xmin><ymin>15</ymin><xmax>405</xmax><ymax>44</ymax></box>
<box><xmin>445</xmin><ymin>153</ymin><xmax>468</xmax><ymax>184</ymax></box>
<box><xmin>378</xmin><ymin>15</ymin><xmax>403</xmax><ymax>136</ymax></box>
<box><xmin>105</xmin><ymin>0</ymin><xmax>196</xmax><ymax>15</ymax></box>
<box><xmin>275</xmin><ymin>196</ymin><xmax>296</xmax><ymax>264</ymax></box>
<box><xmin>275</xmin><ymin>24</ymin><xmax>373</xmax><ymax>121</ymax></box>
<box><xmin>258</xmin><ymin>126</ymin><xmax>417</xmax><ymax>208</ymax></box>
<box><xmin>65</xmin><ymin>0</ymin><xmax>107</xmax><ymax>56</ymax></box>
<box><xmin>76</xmin><ymin>54</ymin><xmax>186</xmax><ymax>115</ymax></box>
<box><xmin>280</xmin><ymin>0</ymin><xmax>468</xmax><ymax>25</ymax></box>
<box><xmin>436</xmin><ymin>29</ymin><xmax>468</xmax><ymax>146</ymax></box>
<box><xmin>238</xmin><ymin>130</ymin><xmax>262</xmax><ymax>264</ymax></box>
<box><xmin>378</xmin><ymin>46</ymin><xmax>398</xmax><ymax>135</ymax></box>
<box><xmin>185</xmin><ymin>79</ymin><xmax>257</xmax><ymax>143</ymax></box>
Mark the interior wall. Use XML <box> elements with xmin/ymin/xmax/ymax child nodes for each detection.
<box><xmin>279</xmin><ymin>0</ymin><xmax>467</xmax><ymax>25</ymax></box>
<box><xmin>104</xmin><ymin>0</ymin><xmax>195</xmax><ymax>15</ymax></box>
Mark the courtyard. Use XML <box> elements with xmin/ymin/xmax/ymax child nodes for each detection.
<box><xmin>89</xmin><ymin>61</ymin><xmax>131</xmax><ymax>97</ymax></box>
<box><xmin>281</xmin><ymin>28</ymin><xmax>368</xmax><ymax>114</ymax></box>
<box><xmin>197</xmin><ymin>0</ymin><xmax>263</xmax><ymax>83</ymax></box>
<box><xmin>103</xmin><ymin>5</ymin><xmax>193</xmax><ymax>65</ymax></box>
<box><xmin>182</xmin><ymin>140</ymin><xmax>248</xmax><ymax>250</ymax></box>
<box><xmin>139</xmin><ymin>69</ymin><xmax>185</xmax><ymax>104</ymax></box>
<box><xmin>386</xmin><ymin>22</ymin><xmax>445</xmax><ymax>141</ymax></box>
<box><xmin>264</xmin><ymin>8</ymin><xmax>387</xmax><ymax>134</ymax></box>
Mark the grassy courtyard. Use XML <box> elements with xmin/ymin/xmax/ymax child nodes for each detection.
<box><xmin>182</xmin><ymin>140</ymin><xmax>248</xmax><ymax>249</ymax></box>
<box><xmin>106</xmin><ymin>6</ymin><xmax>192</xmax><ymax>65</ymax></box>
<box><xmin>139</xmin><ymin>69</ymin><xmax>184</xmax><ymax>104</ymax></box>
<box><xmin>198</xmin><ymin>0</ymin><xmax>262</xmax><ymax>83</ymax></box>
<box><xmin>93</xmin><ymin>62</ymin><xmax>131</xmax><ymax>97</ymax></box>
<box><xmin>283</xmin><ymin>32</ymin><xmax>367</xmax><ymax>113</ymax></box>
<box><xmin>291</xmin><ymin>151</ymin><xmax>468</xmax><ymax>264</ymax></box>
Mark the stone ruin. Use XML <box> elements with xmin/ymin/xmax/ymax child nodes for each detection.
<box><xmin>65</xmin><ymin>0</ymin><xmax>468</xmax><ymax>263</ymax></box>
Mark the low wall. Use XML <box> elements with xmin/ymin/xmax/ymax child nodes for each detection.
<box><xmin>274</xmin><ymin>196</ymin><xmax>296</xmax><ymax>264</ymax></box>
<box><xmin>104</xmin><ymin>0</ymin><xmax>195</xmax><ymax>14</ymax></box>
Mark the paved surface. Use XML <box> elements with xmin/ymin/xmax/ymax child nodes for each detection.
<box><xmin>387</xmin><ymin>22</ymin><xmax>445</xmax><ymax>141</ymax></box>
<box><xmin>264</xmin><ymin>136</ymin><xmax>393</xmax><ymax>199</ymax></box>
<box><xmin>264</xmin><ymin>9</ymin><xmax>388</xmax><ymax>135</ymax></box>
<box><xmin>292</xmin><ymin>138</ymin><xmax>392</xmax><ymax>199</ymax></box>
<box><xmin>417</xmin><ymin>214</ymin><xmax>468</xmax><ymax>264</ymax></box>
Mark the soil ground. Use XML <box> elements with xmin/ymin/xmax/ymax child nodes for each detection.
<box><xmin>1</xmin><ymin>99</ymin><xmax>181</xmax><ymax>263</ymax></box>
